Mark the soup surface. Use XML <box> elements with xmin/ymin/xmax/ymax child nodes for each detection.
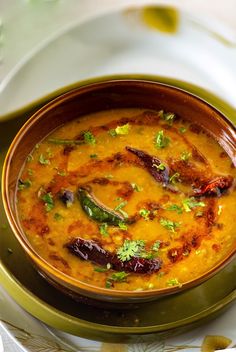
<box><xmin>17</xmin><ymin>108</ymin><xmax>236</xmax><ymax>291</ymax></box>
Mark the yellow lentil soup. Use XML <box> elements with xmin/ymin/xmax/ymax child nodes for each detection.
<box><xmin>17</xmin><ymin>108</ymin><xmax>236</xmax><ymax>291</ymax></box>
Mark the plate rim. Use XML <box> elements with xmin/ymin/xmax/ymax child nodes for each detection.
<box><xmin>1</xmin><ymin>74</ymin><xmax>236</xmax><ymax>339</ymax></box>
<box><xmin>1</xmin><ymin>249</ymin><xmax>236</xmax><ymax>337</ymax></box>
<box><xmin>0</xmin><ymin>73</ymin><xmax>235</xmax><ymax>122</ymax></box>
<box><xmin>1</xmin><ymin>2</ymin><xmax>236</xmax><ymax>122</ymax></box>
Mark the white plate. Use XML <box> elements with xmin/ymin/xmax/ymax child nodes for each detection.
<box><xmin>1</xmin><ymin>285</ymin><xmax>236</xmax><ymax>352</ymax></box>
<box><xmin>1</xmin><ymin>4</ymin><xmax>236</xmax><ymax>352</ymax></box>
<box><xmin>1</xmin><ymin>4</ymin><xmax>236</xmax><ymax>118</ymax></box>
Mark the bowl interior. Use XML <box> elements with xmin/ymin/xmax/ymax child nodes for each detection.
<box><xmin>3</xmin><ymin>79</ymin><xmax>236</xmax><ymax>301</ymax></box>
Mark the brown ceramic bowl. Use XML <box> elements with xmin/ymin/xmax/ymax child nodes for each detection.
<box><xmin>2</xmin><ymin>79</ymin><xmax>236</xmax><ymax>304</ymax></box>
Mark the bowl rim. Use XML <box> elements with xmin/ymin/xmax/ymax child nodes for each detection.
<box><xmin>2</xmin><ymin>78</ymin><xmax>236</xmax><ymax>300</ymax></box>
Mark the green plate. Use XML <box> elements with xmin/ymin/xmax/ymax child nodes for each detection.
<box><xmin>0</xmin><ymin>75</ymin><xmax>236</xmax><ymax>343</ymax></box>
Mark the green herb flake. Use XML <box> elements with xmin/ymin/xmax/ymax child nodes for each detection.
<box><xmin>27</xmin><ymin>168</ymin><xmax>34</xmax><ymax>176</ymax></box>
<box><xmin>141</xmin><ymin>251</ymin><xmax>154</xmax><ymax>260</ymax></box>
<box><xmin>90</xmin><ymin>154</ymin><xmax>98</xmax><ymax>159</ymax></box>
<box><xmin>39</xmin><ymin>154</ymin><xmax>50</xmax><ymax>165</ymax></box>
<box><xmin>166</xmin><ymin>204</ymin><xmax>183</xmax><ymax>214</ymax></box>
<box><xmin>105</xmin><ymin>281</ymin><xmax>112</xmax><ymax>288</ymax></box>
<box><xmin>155</xmin><ymin>130</ymin><xmax>170</xmax><ymax>149</ymax></box>
<box><xmin>57</xmin><ymin>169</ymin><xmax>67</xmax><ymax>176</ymax></box>
<box><xmin>105</xmin><ymin>271</ymin><xmax>129</xmax><ymax>288</ymax></box>
<box><xmin>114</xmin><ymin>200</ymin><xmax>128</xmax><ymax>218</ymax></box>
<box><xmin>179</xmin><ymin>127</ymin><xmax>186</xmax><ymax>133</ymax></box>
<box><xmin>99</xmin><ymin>223</ymin><xmax>109</xmax><ymax>237</ymax></box>
<box><xmin>94</xmin><ymin>267</ymin><xmax>108</xmax><ymax>273</ymax></box>
<box><xmin>160</xmin><ymin>111</ymin><xmax>176</xmax><ymax>125</ymax></box>
<box><xmin>167</xmin><ymin>278</ymin><xmax>182</xmax><ymax>287</ymax></box>
<box><xmin>83</xmin><ymin>131</ymin><xmax>96</xmax><ymax>145</ymax></box>
<box><xmin>180</xmin><ymin>151</ymin><xmax>192</xmax><ymax>162</ymax></box>
<box><xmin>46</xmin><ymin>148</ymin><xmax>53</xmax><ymax>158</ymax></box>
<box><xmin>182</xmin><ymin>197</ymin><xmax>205</xmax><ymax>212</ymax></box>
<box><xmin>152</xmin><ymin>240</ymin><xmax>161</xmax><ymax>252</ymax></box>
<box><xmin>139</xmin><ymin>209</ymin><xmax>150</xmax><ymax>221</ymax></box>
<box><xmin>169</xmin><ymin>172</ymin><xmax>180</xmax><ymax>184</ymax></box>
<box><xmin>115</xmin><ymin>123</ymin><xmax>130</xmax><ymax>135</ymax></box>
<box><xmin>41</xmin><ymin>192</ymin><xmax>54</xmax><ymax>212</ymax></box>
<box><xmin>26</xmin><ymin>154</ymin><xmax>34</xmax><ymax>162</ymax></box>
<box><xmin>54</xmin><ymin>213</ymin><xmax>63</xmax><ymax>221</ymax></box>
<box><xmin>108</xmin><ymin>129</ymin><xmax>117</xmax><ymax>137</ymax></box>
<box><xmin>18</xmin><ymin>179</ymin><xmax>32</xmax><ymax>190</ymax></box>
<box><xmin>117</xmin><ymin>240</ymin><xmax>145</xmax><ymax>262</ymax></box>
<box><xmin>118</xmin><ymin>221</ymin><xmax>128</xmax><ymax>231</ymax></box>
<box><xmin>131</xmin><ymin>183</ymin><xmax>143</xmax><ymax>192</ymax></box>
<box><xmin>160</xmin><ymin>218</ymin><xmax>180</xmax><ymax>233</ymax></box>
<box><xmin>153</xmin><ymin>163</ymin><xmax>166</xmax><ymax>171</ymax></box>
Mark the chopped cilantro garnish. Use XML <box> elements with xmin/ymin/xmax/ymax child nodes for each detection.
<box><xmin>139</xmin><ymin>209</ymin><xmax>150</xmax><ymax>221</ymax></box>
<box><xmin>160</xmin><ymin>111</ymin><xmax>176</xmax><ymax>125</ymax></box>
<box><xmin>26</xmin><ymin>154</ymin><xmax>34</xmax><ymax>162</ymax></box>
<box><xmin>106</xmin><ymin>271</ymin><xmax>129</xmax><ymax>288</ymax></box>
<box><xmin>117</xmin><ymin>240</ymin><xmax>145</xmax><ymax>262</ymax></box>
<box><xmin>167</xmin><ymin>278</ymin><xmax>182</xmax><ymax>287</ymax></box>
<box><xmin>94</xmin><ymin>267</ymin><xmax>108</xmax><ymax>273</ymax></box>
<box><xmin>27</xmin><ymin>169</ymin><xmax>34</xmax><ymax>176</ymax></box>
<box><xmin>180</xmin><ymin>151</ymin><xmax>191</xmax><ymax>161</ymax></box>
<box><xmin>141</xmin><ymin>252</ymin><xmax>154</xmax><ymax>259</ymax></box>
<box><xmin>169</xmin><ymin>172</ymin><xmax>180</xmax><ymax>184</ymax></box>
<box><xmin>160</xmin><ymin>218</ymin><xmax>180</xmax><ymax>233</ymax></box>
<box><xmin>179</xmin><ymin>127</ymin><xmax>186</xmax><ymax>133</ymax></box>
<box><xmin>41</xmin><ymin>192</ymin><xmax>54</xmax><ymax>212</ymax></box>
<box><xmin>18</xmin><ymin>179</ymin><xmax>32</xmax><ymax>190</ymax></box>
<box><xmin>182</xmin><ymin>197</ymin><xmax>205</xmax><ymax>212</ymax></box>
<box><xmin>152</xmin><ymin>240</ymin><xmax>161</xmax><ymax>252</ymax></box>
<box><xmin>57</xmin><ymin>169</ymin><xmax>67</xmax><ymax>176</ymax></box>
<box><xmin>114</xmin><ymin>200</ymin><xmax>128</xmax><ymax>210</ymax></box>
<box><xmin>108</xmin><ymin>129</ymin><xmax>117</xmax><ymax>137</ymax></box>
<box><xmin>39</xmin><ymin>154</ymin><xmax>50</xmax><ymax>165</ymax></box>
<box><xmin>90</xmin><ymin>154</ymin><xmax>98</xmax><ymax>159</ymax></box>
<box><xmin>46</xmin><ymin>148</ymin><xmax>53</xmax><ymax>158</ymax></box>
<box><xmin>153</xmin><ymin>163</ymin><xmax>166</xmax><ymax>171</ymax></box>
<box><xmin>131</xmin><ymin>183</ymin><xmax>143</xmax><ymax>192</ymax></box>
<box><xmin>109</xmin><ymin>123</ymin><xmax>130</xmax><ymax>137</ymax></box>
<box><xmin>155</xmin><ymin>130</ymin><xmax>170</xmax><ymax>149</ymax></box>
<box><xmin>118</xmin><ymin>221</ymin><xmax>128</xmax><ymax>231</ymax></box>
<box><xmin>99</xmin><ymin>223</ymin><xmax>109</xmax><ymax>237</ymax></box>
<box><xmin>114</xmin><ymin>200</ymin><xmax>128</xmax><ymax>218</ymax></box>
<box><xmin>54</xmin><ymin>213</ymin><xmax>63</xmax><ymax>221</ymax></box>
<box><xmin>166</xmin><ymin>204</ymin><xmax>183</xmax><ymax>214</ymax></box>
<box><xmin>115</xmin><ymin>123</ymin><xmax>130</xmax><ymax>135</ymax></box>
<box><xmin>83</xmin><ymin>131</ymin><xmax>96</xmax><ymax>145</ymax></box>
